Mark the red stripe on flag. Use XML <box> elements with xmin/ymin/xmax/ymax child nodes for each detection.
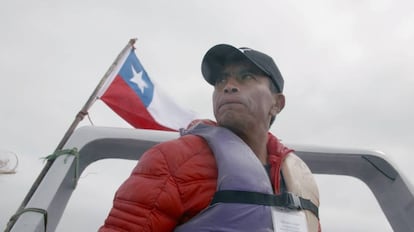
<box><xmin>100</xmin><ymin>76</ymin><xmax>174</xmax><ymax>131</ymax></box>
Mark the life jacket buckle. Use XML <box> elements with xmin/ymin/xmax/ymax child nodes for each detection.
<box><xmin>286</xmin><ymin>192</ymin><xmax>302</xmax><ymax>210</ymax></box>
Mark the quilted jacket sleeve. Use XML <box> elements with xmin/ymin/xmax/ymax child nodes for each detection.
<box><xmin>98</xmin><ymin>146</ymin><xmax>184</xmax><ymax>232</ymax></box>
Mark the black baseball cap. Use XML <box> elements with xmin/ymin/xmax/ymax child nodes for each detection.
<box><xmin>201</xmin><ymin>44</ymin><xmax>284</xmax><ymax>93</ymax></box>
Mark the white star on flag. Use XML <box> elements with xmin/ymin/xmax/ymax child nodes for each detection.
<box><xmin>130</xmin><ymin>65</ymin><xmax>148</xmax><ymax>93</ymax></box>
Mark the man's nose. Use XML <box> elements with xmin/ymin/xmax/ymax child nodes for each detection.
<box><xmin>223</xmin><ymin>77</ymin><xmax>239</xmax><ymax>93</ymax></box>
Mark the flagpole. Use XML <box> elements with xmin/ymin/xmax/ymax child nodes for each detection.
<box><xmin>55</xmin><ymin>38</ymin><xmax>137</xmax><ymax>150</ymax></box>
<box><xmin>8</xmin><ymin>38</ymin><xmax>137</xmax><ymax>228</ymax></box>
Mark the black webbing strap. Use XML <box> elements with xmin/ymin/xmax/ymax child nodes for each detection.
<box><xmin>211</xmin><ymin>190</ymin><xmax>319</xmax><ymax>219</ymax></box>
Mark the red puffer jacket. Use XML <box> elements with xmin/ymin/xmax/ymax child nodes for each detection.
<box><xmin>99</xmin><ymin>132</ymin><xmax>292</xmax><ymax>232</ymax></box>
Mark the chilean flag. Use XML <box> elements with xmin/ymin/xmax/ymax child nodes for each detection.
<box><xmin>97</xmin><ymin>48</ymin><xmax>196</xmax><ymax>131</ymax></box>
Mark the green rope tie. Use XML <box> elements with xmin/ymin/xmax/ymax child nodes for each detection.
<box><xmin>5</xmin><ymin>208</ymin><xmax>48</xmax><ymax>232</ymax></box>
<box><xmin>42</xmin><ymin>148</ymin><xmax>80</xmax><ymax>188</ymax></box>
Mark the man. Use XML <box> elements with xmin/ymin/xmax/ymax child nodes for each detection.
<box><xmin>99</xmin><ymin>44</ymin><xmax>320</xmax><ymax>231</ymax></box>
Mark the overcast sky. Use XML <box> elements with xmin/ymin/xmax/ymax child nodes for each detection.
<box><xmin>1</xmin><ymin>0</ymin><xmax>413</xmax><ymax>231</ymax></box>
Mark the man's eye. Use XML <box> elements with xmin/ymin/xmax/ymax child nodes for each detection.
<box><xmin>239</xmin><ymin>72</ymin><xmax>255</xmax><ymax>81</ymax></box>
<box><xmin>215</xmin><ymin>76</ymin><xmax>227</xmax><ymax>86</ymax></box>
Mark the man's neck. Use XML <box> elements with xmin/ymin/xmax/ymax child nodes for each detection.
<box><xmin>236</xmin><ymin>128</ymin><xmax>269</xmax><ymax>165</ymax></box>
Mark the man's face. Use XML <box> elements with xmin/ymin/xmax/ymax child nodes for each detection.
<box><xmin>212</xmin><ymin>61</ymin><xmax>282</xmax><ymax>133</ymax></box>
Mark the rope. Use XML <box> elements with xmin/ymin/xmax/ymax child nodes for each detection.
<box><xmin>5</xmin><ymin>149</ymin><xmax>79</xmax><ymax>231</ymax></box>
<box><xmin>86</xmin><ymin>112</ymin><xmax>94</xmax><ymax>125</ymax></box>
<box><xmin>5</xmin><ymin>208</ymin><xmax>48</xmax><ymax>232</ymax></box>
<box><xmin>76</xmin><ymin>110</ymin><xmax>94</xmax><ymax>125</ymax></box>
<box><xmin>42</xmin><ymin>148</ymin><xmax>80</xmax><ymax>188</ymax></box>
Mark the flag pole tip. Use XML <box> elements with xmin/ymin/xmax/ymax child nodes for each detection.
<box><xmin>129</xmin><ymin>38</ymin><xmax>138</xmax><ymax>45</ymax></box>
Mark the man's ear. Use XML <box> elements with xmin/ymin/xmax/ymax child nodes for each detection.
<box><xmin>271</xmin><ymin>93</ymin><xmax>285</xmax><ymax>115</ymax></box>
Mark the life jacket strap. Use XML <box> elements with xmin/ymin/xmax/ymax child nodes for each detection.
<box><xmin>211</xmin><ymin>190</ymin><xmax>319</xmax><ymax>219</ymax></box>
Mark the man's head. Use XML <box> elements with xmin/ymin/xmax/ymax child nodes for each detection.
<box><xmin>202</xmin><ymin>44</ymin><xmax>284</xmax><ymax>93</ymax></box>
<box><xmin>201</xmin><ymin>44</ymin><xmax>285</xmax><ymax>132</ymax></box>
